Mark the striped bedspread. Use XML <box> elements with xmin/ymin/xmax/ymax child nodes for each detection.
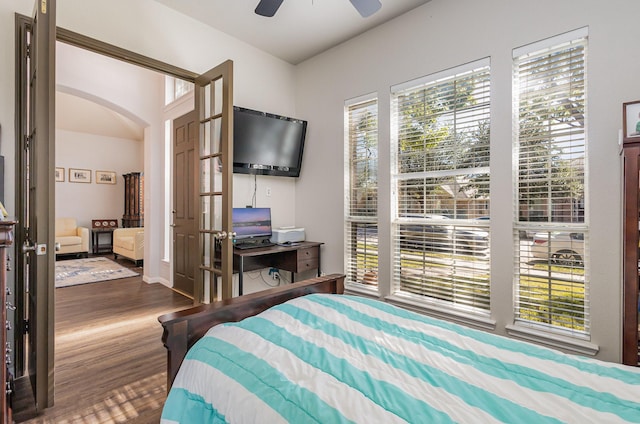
<box><xmin>161</xmin><ymin>294</ymin><xmax>640</xmax><ymax>423</ymax></box>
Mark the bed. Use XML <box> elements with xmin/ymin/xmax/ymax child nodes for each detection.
<box><xmin>159</xmin><ymin>274</ymin><xmax>640</xmax><ymax>423</ymax></box>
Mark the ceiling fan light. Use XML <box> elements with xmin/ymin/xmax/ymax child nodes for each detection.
<box><xmin>255</xmin><ymin>0</ymin><xmax>284</xmax><ymax>17</ymax></box>
<box><xmin>349</xmin><ymin>0</ymin><xmax>382</xmax><ymax>18</ymax></box>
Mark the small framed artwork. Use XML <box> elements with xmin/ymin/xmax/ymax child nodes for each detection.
<box><xmin>623</xmin><ymin>100</ymin><xmax>640</xmax><ymax>141</ymax></box>
<box><xmin>96</xmin><ymin>170</ymin><xmax>117</xmax><ymax>185</ymax></box>
<box><xmin>55</xmin><ymin>167</ymin><xmax>65</xmax><ymax>182</ymax></box>
<box><xmin>69</xmin><ymin>168</ymin><xmax>91</xmax><ymax>183</ymax></box>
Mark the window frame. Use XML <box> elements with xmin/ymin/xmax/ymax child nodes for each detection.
<box><xmin>388</xmin><ymin>58</ymin><xmax>493</xmax><ymax>325</ymax></box>
<box><xmin>512</xmin><ymin>27</ymin><xmax>592</xmax><ymax>349</ymax></box>
<box><xmin>344</xmin><ymin>93</ymin><xmax>379</xmax><ymax>294</ymax></box>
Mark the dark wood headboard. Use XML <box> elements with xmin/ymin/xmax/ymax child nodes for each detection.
<box><xmin>158</xmin><ymin>273</ymin><xmax>345</xmax><ymax>389</ymax></box>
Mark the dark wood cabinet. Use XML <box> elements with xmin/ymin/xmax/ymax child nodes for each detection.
<box><xmin>0</xmin><ymin>221</ymin><xmax>15</xmax><ymax>422</ymax></box>
<box><xmin>122</xmin><ymin>172</ymin><xmax>144</xmax><ymax>228</ymax></box>
<box><xmin>622</xmin><ymin>142</ymin><xmax>640</xmax><ymax>366</ymax></box>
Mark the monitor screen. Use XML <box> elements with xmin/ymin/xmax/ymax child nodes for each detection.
<box><xmin>232</xmin><ymin>207</ymin><xmax>272</xmax><ymax>240</ymax></box>
<box><xmin>233</xmin><ymin>106</ymin><xmax>307</xmax><ymax>177</ymax></box>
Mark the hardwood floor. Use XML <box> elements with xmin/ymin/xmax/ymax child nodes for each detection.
<box><xmin>13</xmin><ymin>258</ymin><xmax>192</xmax><ymax>423</ymax></box>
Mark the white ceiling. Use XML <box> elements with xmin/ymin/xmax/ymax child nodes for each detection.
<box><xmin>151</xmin><ymin>0</ymin><xmax>432</xmax><ymax>64</ymax></box>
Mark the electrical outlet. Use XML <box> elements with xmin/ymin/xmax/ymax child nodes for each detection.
<box><xmin>269</xmin><ymin>267</ymin><xmax>279</xmax><ymax>280</ymax></box>
<box><xmin>266</xmin><ymin>187</ymin><xmax>272</xmax><ymax>197</ymax></box>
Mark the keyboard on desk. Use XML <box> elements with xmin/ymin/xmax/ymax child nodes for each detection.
<box><xmin>234</xmin><ymin>241</ymin><xmax>276</xmax><ymax>250</ymax></box>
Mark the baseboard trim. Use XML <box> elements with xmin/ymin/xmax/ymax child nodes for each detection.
<box><xmin>143</xmin><ymin>275</ymin><xmax>170</xmax><ymax>288</ymax></box>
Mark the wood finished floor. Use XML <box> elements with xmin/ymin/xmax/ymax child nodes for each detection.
<box><xmin>14</xmin><ymin>257</ymin><xmax>192</xmax><ymax>423</ymax></box>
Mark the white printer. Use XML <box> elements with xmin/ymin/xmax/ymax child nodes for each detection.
<box><xmin>271</xmin><ymin>227</ymin><xmax>305</xmax><ymax>244</ymax></box>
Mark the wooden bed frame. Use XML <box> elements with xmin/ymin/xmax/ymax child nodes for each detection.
<box><xmin>158</xmin><ymin>273</ymin><xmax>345</xmax><ymax>389</ymax></box>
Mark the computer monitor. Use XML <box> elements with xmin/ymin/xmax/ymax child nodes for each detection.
<box><xmin>232</xmin><ymin>207</ymin><xmax>272</xmax><ymax>242</ymax></box>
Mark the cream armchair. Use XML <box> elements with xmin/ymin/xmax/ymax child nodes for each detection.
<box><xmin>55</xmin><ymin>217</ymin><xmax>89</xmax><ymax>258</ymax></box>
<box><xmin>113</xmin><ymin>227</ymin><xmax>144</xmax><ymax>266</ymax></box>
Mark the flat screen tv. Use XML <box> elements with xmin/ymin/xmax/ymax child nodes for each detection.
<box><xmin>232</xmin><ymin>207</ymin><xmax>272</xmax><ymax>241</ymax></box>
<box><xmin>233</xmin><ymin>106</ymin><xmax>307</xmax><ymax>177</ymax></box>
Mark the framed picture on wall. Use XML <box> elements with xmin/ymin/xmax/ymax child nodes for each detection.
<box><xmin>623</xmin><ymin>100</ymin><xmax>640</xmax><ymax>140</ymax></box>
<box><xmin>96</xmin><ymin>170</ymin><xmax>116</xmax><ymax>184</ymax></box>
<box><xmin>55</xmin><ymin>167</ymin><xmax>64</xmax><ymax>182</ymax></box>
<box><xmin>69</xmin><ymin>168</ymin><xmax>91</xmax><ymax>183</ymax></box>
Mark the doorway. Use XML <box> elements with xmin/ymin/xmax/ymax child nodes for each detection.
<box><xmin>15</xmin><ymin>18</ymin><xmax>236</xmax><ymax>415</ymax></box>
<box><xmin>15</xmin><ymin>21</ymin><xmax>198</xmax><ymax>416</ymax></box>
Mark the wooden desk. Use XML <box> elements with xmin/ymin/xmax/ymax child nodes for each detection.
<box><xmin>234</xmin><ymin>241</ymin><xmax>323</xmax><ymax>295</ymax></box>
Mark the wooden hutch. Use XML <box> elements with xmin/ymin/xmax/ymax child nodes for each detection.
<box><xmin>622</xmin><ymin>138</ymin><xmax>640</xmax><ymax>366</ymax></box>
<box><xmin>0</xmin><ymin>221</ymin><xmax>15</xmax><ymax>422</ymax></box>
<box><xmin>122</xmin><ymin>172</ymin><xmax>143</xmax><ymax>228</ymax></box>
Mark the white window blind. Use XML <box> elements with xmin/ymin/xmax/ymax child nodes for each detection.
<box><xmin>345</xmin><ymin>96</ymin><xmax>378</xmax><ymax>287</ymax></box>
<box><xmin>391</xmin><ymin>59</ymin><xmax>491</xmax><ymax>313</ymax></box>
<box><xmin>514</xmin><ymin>29</ymin><xmax>589</xmax><ymax>336</ymax></box>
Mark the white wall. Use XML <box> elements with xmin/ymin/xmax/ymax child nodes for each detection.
<box><xmin>55</xmin><ymin>129</ymin><xmax>143</xmax><ymax>230</ymax></box>
<box><xmin>55</xmin><ymin>0</ymin><xmax>298</xmax><ymax>119</ymax></box>
<box><xmin>1</xmin><ymin>0</ymin><xmax>301</xmax><ymax>287</ymax></box>
<box><xmin>294</xmin><ymin>0</ymin><xmax>640</xmax><ymax>362</ymax></box>
<box><xmin>56</xmin><ymin>0</ymin><xmax>301</xmax><ymax>287</ymax></box>
<box><xmin>0</xmin><ymin>1</ymin><xmax>33</xmax><ymax>214</ymax></box>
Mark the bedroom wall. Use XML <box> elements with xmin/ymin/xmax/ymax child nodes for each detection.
<box><xmin>0</xmin><ymin>1</ymin><xmax>32</xmax><ymax>214</ymax></box>
<box><xmin>0</xmin><ymin>0</ymin><xmax>300</xmax><ymax>288</ymax></box>
<box><xmin>293</xmin><ymin>0</ymin><xmax>640</xmax><ymax>362</ymax></box>
<box><xmin>54</xmin><ymin>0</ymin><xmax>300</xmax><ymax>287</ymax></box>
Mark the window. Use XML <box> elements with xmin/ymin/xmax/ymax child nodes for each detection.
<box><xmin>165</xmin><ymin>76</ymin><xmax>194</xmax><ymax>105</ymax></box>
<box><xmin>164</xmin><ymin>119</ymin><xmax>171</xmax><ymax>261</ymax></box>
<box><xmin>344</xmin><ymin>95</ymin><xmax>378</xmax><ymax>288</ymax></box>
<box><xmin>514</xmin><ymin>28</ymin><xmax>588</xmax><ymax>337</ymax></box>
<box><xmin>391</xmin><ymin>59</ymin><xmax>491</xmax><ymax>314</ymax></box>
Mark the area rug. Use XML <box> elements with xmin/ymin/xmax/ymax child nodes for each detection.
<box><xmin>55</xmin><ymin>257</ymin><xmax>139</xmax><ymax>288</ymax></box>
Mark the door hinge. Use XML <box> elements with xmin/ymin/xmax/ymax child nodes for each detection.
<box><xmin>22</xmin><ymin>319</ymin><xmax>29</xmax><ymax>334</ymax></box>
<box><xmin>24</xmin><ymin>135</ymin><xmax>31</xmax><ymax>149</ymax></box>
<box><xmin>25</xmin><ymin>43</ymin><xmax>31</xmax><ymax>59</ymax></box>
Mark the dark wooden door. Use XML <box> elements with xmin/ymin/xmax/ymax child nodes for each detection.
<box><xmin>16</xmin><ymin>0</ymin><xmax>57</xmax><ymax>410</ymax></box>
<box><xmin>172</xmin><ymin>110</ymin><xmax>198</xmax><ymax>298</ymax></box>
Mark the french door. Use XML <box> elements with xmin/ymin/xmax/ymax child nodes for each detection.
<box><xmin>16</xmin><ymin>0</ymin><xmax>57</xmax><ymax>410</ymax></box>
<box><xmin>171</xmin><ymin>61</ymin><xmax>234</xmax><ymax>303</ymax></box>
<box><xmin>194</xmin><ymin>61</ymin><xmax>234</xmax><ymax>302</ymax></box>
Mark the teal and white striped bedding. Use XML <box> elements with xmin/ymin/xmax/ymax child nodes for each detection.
<box><xmin>161</xmin><ymin>294</ymin><xmax>640</xmax><ymax>423</ymax></box>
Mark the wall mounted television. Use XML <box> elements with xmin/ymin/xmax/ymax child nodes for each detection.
<box><xmin>233</xmin><ymin>106</ymin><xmax>307</xmax><ymax>177</ymax></box>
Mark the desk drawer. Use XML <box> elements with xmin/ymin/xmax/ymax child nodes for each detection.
<box><xmin>297</xmin><ymin>247</ymin><xmax>319</xmax><ymax>261</ymax></box>
<box><xmin>296</xmin><ymin>247</ymin><xmax>319</xmax><ymax>273</ymax></box>
<box><xmin>297</xmin><ymin>258</ymin><xmax>318</xmax><ymax>272</ymax></box>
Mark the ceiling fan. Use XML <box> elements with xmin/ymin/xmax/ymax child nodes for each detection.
<box><xmin>255</xmin><ymin>0</ymin><xmax>382</xmax><ymax>18</ymax></box>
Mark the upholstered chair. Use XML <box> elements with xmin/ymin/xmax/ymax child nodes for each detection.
<box><xmin>55</xmin><ymin>217</ymin><xmax>89</xmax><ymax>257</ymax></box>
<box><xmin>113</xmin><ymin>227</ymin><xmax>144</xmax><ymax>266</ymax></box>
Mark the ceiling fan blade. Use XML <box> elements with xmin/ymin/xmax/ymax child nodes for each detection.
<box><xmin>255</xmin><ymin>0</ymin><xmax>284</xmax><ymax>17</ymax></box>
<box><xmin>349</xmin><ymin>0</ymin><xmax>382</xmax><ymax>17</ymax></box>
